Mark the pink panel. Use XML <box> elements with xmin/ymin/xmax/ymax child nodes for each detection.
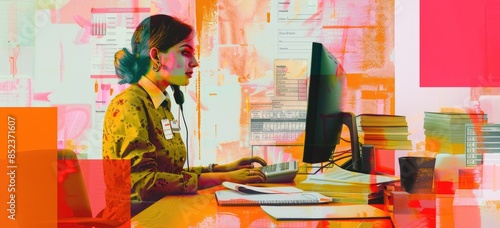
<box><xmin>420</xmin><ymin>0</ymin><xmax>500</xmax><ymax>87</ymax></box>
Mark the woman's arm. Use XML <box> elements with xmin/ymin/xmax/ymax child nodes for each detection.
<box><xmin>209</xmin><ymin>157</ymin><xmax>267</xmax><ymax>172</ymax></box>
<box><xmin>198</xmin><ymin>169</ymin><xmax>267</xmax><ymax>189</ymax></box>
<box><xmin>198</xmin><ymin>172</ymin><xmax>228</xmax><ymax>189</ymax></box>
<box><xmin>187</xmin><ymin>157</ymin><xmax>267</xmax><ymax>174</ymax></box>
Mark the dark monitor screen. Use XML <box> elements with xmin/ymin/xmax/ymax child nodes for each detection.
<box><xmin>302</xmin><ymin>42</ymin><xmax>360</xmax><ymax>171</ymax></box>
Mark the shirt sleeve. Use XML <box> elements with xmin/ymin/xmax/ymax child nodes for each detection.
<box><xmin>102</xmin><ymin>93</ymin><xmax>198</xmax><ymax>202</ymax></box>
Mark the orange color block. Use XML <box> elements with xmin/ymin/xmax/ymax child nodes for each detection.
<box><xmin>0</xmin><ymin>107</ymin><xmax>57</xmax><ymax>227</ymax></box>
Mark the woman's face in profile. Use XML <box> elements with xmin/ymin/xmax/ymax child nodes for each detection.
<box><xmin>156</xmin><ymin>38</ymin><xmax>199</xmax><ymax>87</ymax></box>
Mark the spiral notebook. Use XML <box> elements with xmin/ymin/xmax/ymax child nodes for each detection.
<box><xmin>215</xmin><ymin>190</ymin><xmax>332</xmax><ymax>206</ymax></box>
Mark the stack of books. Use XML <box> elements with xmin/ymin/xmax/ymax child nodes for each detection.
<box><xmin>356</xmin><ymin>114</ymin><xmax>412</xmax><ymax>150</ymax></box>
<box><xmin>296</xmin><ymin>165</ymin><xmax>400</xmax><ymax>204</ymax></box>
<box><xmin>424</xmin><ymin>112</ymin><xmax>488</xmax><ymax>154</ymax></box>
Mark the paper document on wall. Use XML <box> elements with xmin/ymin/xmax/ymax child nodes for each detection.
<box><xmin>261</xmin><ymin>205</ymin><xmax>390</xmax><ymax>220</ymax></box>
<box><xmin>89</xmin><ymin>8</ymin><xmax>150</xmax><ymax>79</ymax></box>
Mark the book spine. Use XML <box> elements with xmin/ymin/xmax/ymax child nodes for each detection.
<box><xmin>296</xmin><ymin>184</ymin><xmax>380</xmax><ymax>194</ymax></box>
<box><xmin>331</xmin><ymin>197</ymin><xmax>368</xmax><ymax>204</ymax></box>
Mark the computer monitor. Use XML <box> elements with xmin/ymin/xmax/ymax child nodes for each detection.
<box><xmin>302</xmin><ymin>42</ymin><xmax>361</xmax><ymax>172</ymax></box>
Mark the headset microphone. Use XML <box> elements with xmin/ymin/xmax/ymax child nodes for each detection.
<box><xmin>171</xmin><ymin>85</ymin><xmax>185</xmax><ymax>111</ymax></box>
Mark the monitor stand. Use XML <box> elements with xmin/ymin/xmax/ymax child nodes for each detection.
<box><xmin>337</xmin><ymin>112</ymin><xmax>361</xmax><ymax>172</ymax></box>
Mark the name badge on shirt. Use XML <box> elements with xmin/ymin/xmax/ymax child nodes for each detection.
<box><xmin>171</xmin><ymin>119</ymin><xmax>181</xmax><ymax>134</ymax></box>
<box><xmin>161</xmin><ymin>119</ymin><xmax>173</xmax><ymax>140</ymax></box>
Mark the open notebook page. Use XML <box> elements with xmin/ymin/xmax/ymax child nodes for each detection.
<box><xmin>222</xmin><ymin>181</ymin><xmax>303</xmax><ymax>194</ymax></box>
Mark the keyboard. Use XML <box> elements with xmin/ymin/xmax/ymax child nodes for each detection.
<box><xmin>260</xmin><ymin>161</ymin><xmax>299</xmax><ymax>183</ymax></box>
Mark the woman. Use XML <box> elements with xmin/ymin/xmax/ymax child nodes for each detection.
<box><xmin>102</xmin><ymin>14</ymin><xmax>267</xmax><ymax>223</ymax></box>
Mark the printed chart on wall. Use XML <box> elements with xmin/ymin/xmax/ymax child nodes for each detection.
<box><xmin>90</xmin><ymin>8</ymin><xmax>150</xmax><ymax>79</ymax></box>
<box><xmin>246</xmin><ymin>0</ymin><xmax>321</xmax><ymax>147</ymax></box>
<box><xmin>250</xmin><ymin>59</ymin><xmax>308</xmax><ymax>144</ymax></box>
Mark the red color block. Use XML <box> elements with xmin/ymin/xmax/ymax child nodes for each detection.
<box><xmin>420</xmin><ymin>0</ymin><xmax>500</xmax><ymax>87</ymax></box>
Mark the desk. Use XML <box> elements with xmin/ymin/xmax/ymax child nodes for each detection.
<box><xmin>130</xmin><ymin>185</ymin><xmax>394</xmax><ymax>227</ymax></box>
<box><xmin>391</xmin><ymin>192</ymin><xmax>455</xmax><ymax>227</ymax></box>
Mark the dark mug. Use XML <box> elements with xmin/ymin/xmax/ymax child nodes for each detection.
<box><xmin>399</xmin><ymin>157</ymin><xmax>436</xmax><ymax>193</ymax></box>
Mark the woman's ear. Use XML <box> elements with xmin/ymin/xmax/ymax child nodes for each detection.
<box><xmin>149</xmin><ymin>47</ymin><xmax>160</xmax><ymax>62</ymax></box>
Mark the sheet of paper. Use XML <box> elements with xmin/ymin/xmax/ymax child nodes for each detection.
<box><xmin>310</xmin><ymin>165</ymin><xmax>399</xmax><ymax>185</ymax></box>
<box><xmin>222</xmin><ymin>181</ymin><xmax>303</xmax><ymax>194</ymax></box>
<box><xmin>261</xmin><ymin>205</ymin><xmax>390</xmax><ymax>220</ymax></box>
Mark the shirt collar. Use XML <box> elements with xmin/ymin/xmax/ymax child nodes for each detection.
<box><xmin>137</xmin><ymin>76</ymin><xmax>168</xmax><ymax>109</ymax></box>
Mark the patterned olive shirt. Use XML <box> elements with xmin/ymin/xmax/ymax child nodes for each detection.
<box><xmin>102</xmin><ymin>76</ymin><xmax>202</xmax><ymax>222</ymax></box>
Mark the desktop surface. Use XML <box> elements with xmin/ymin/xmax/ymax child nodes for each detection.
<box><xmin>131</xmin><ymin>175</ymin><xmax>393</xmax><ymax>227</ymax></box>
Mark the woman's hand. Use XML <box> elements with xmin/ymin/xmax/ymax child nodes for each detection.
<box><xmin>225</xmin><ymin>168</ymin><xmax>267</xmax><ymax>183</ymax></box>
<box><xmin>217</xmin><ymin>157</ymin><xmax>267</xmax><ymax>172</ymax></box>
